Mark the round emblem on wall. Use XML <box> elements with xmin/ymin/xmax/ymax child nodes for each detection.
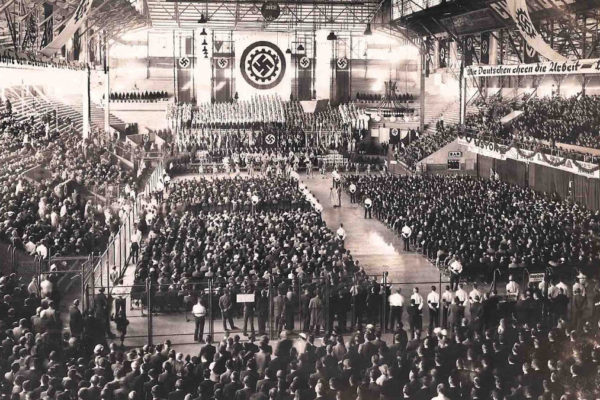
<box><xmin>178</xmin><ymin>56</ymin><xmax>190</xmax><ymax>68</ymax></box>
<box><xmin>261</xmin><ymin>1</ymin><xmax>280</xmax><ymax>22</ymax></box>
<box><xmin>336</xmin><ymin>57</ymin><xmax>348</xmax><ymax>70</ymax></box>
<box><xmin>240</xmin><ymin>41</ymin><xmax>286</xmax><ymax>90</ymax></box>
<box><xmin>299</xmin><ymin>56</ymin><xmax>311</xmax><ymax>69</ymax></box>
<box><xmin>391</xmin><ymin>128</ymin><xmax>399</xmax><ymax>136</ymax></box>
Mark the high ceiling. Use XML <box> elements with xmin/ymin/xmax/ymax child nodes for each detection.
<box><xmin>0</xmin><ymin>0</ymin><xmax>146</xmax><ymax>53</ymax></box>
<box><xmin>147</xmin><ymin>0</ymin><xmax>387</xmax><ymax>32</ymax></box>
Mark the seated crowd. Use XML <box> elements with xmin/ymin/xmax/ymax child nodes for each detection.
<box><xmin>466</xmin><ymin>95</ymin><xmax>600</xmax><ymax>156</ymax></box>
<box><xmin>344</xmin><ymin>174</ymin><xmax>600</xmax><ymax>281</ymax></box>
<box><xmin>0</xmin><ymin>97</ymin><xmax>148</xmax><ymax>259</ymax></box>
<box><xmin>394</xmin><ymin>124</ymin><xmax>453</xmax><ymax>171</ymax></box>
<box><xmin>110</xmin><ymin>92</ymin><xmax>169</xmax><ymax>102</ymax></box>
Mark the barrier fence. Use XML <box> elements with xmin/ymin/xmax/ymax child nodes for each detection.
<box><xmin>83</xmin><ymin>161</ymin><xmax>165</xmax><ymax>308</ymax></box>
<box><xmin>84</xmin><ymin>273</ymin><xmax>456</xmax><ymax>347</ymax></box>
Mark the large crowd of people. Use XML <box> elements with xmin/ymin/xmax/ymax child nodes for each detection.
<box><xmin>394</xmin><ymin>124</ymin><xmax>454</xmax><ymax>171</ymax></box>
<box><xmin>466</xmin><ymin>94</ymin><xmax>600</xmax><ymax>150</ymax></box>
<box><xmin>0</xmin><ymin>95</ymin><xmax>149</xmax><ymax>259</ymax></box>
<box><xmin>344</xmin><ymin>174</ymin><xmax>600</xmax><ymax>282</ymax></box>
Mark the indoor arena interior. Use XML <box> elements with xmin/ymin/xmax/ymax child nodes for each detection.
<box><xmin>1</xmin><ymin>0</ymin><xmax>600</xmax><ymax>399</ymax></box>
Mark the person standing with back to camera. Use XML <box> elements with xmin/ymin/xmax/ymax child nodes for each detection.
<box><xmin>364</xmin><ymin>197</ymin><xmax>372</xmax><ymax>219</ymax></box>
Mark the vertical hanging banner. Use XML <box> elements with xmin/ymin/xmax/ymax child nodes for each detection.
<box><xmin>463</xmin><ymin>36</ymin><xmax>474</xmax><ymax>66</ymax></box>
<box><xmin>334</xmin><ymin>56</ymin><xmax>350</xmax><ymax>104</ymax></box>
<box><xmin>480</xmin><ymin>32</ymin><xmax>490</xmax><ymax>64</ymax></box>
<box><xmin>439</xmin><ymin>38</ymin><xmax>449</xmax><ymax>68</ymax></box>
<box><xmin>213</xmin><ymin>55</ymin><xmax>233</xmax><ymax>102</ymax></box>
<box><xmin>295</xmin><ymin>55</ymin><xmax>313</xmax><ymax>101</ymax></box>
<box><xmin>507</xmin><ymin>0</ymin><xmax>568</xmax><ymax>62</ymax></box>
<box><xmin>235</xmin><ymin>32</ymin><xmax>291</xmax><ymax>100</ymax></box>
<box><xmin>177</xmin><ymin>56</ymin><xmax>193</xmax><ymax>102</ymax></box>
<box><xmin>40</xmin><ymin>4</ymin><xmax>53</xmax><ymax>48</ymax></box>
<box><xmin>40</xmin><ymin>0</ymin><xmax>93</xmax><ymax>56</ymax></box>
<box><xmin>523</xmin><ymin>42</ymin><xmax>539</xmax><ymax>63</ymax></box>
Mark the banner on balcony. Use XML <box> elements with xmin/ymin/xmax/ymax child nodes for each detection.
<box><xmin>465</xmin><ymin>59</ymin><xmax>600</xmax><ymax>77</ymax></box>
<box><xmin>507</xmin><ymin>0</ymin><xmax>567</xmax><ymax>62</ymax></box>
<box><xmin>40</xmin><ymin>0</ymin><xmax>93</xmax><ymax>56</ymax></box>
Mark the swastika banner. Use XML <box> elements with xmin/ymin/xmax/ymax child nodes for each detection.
<box><xmin>234</xmin><ymin>32</ymin><xmax>291</xmax><ymax>100</ymax></box>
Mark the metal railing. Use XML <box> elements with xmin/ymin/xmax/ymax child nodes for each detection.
<box><xmin>83</xmin><ymin>160</ymin><xmax>165</xmax><ymax>310</ymax></box>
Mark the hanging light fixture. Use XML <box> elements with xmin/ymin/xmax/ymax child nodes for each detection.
<box><xmin>197</xmin><ymin>13</ymin><xmax>208</xmax><ymax>23</ymax></box>
<box><xmin>202</xmin><ymin>39</ymin><xmax>207</xmax><ymax>46</ymax></box>
<box><xmin>297</xmin><ymin>43</ymin><xmax>305</xmax><ymax>52</ymax></box>
<box><xmin>286</xmin><ymin>48</ymin><xmax>292</xmax><ymax>54</ymax></box>
<box><xmin>364</xmin><ymin>23</ymin><xmax>372</xmax><ymax>36</ymax></box>
<box><xmin>327</xmin><ymin>31</ymin><xmax>337</xmax><ymax>41</ymax></box>
<box><xmin>200</xmin><ymin>28</ymin><xmax>207</xmax><ymax>36</ymax></box>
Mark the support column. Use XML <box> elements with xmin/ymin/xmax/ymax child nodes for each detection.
<box><xmin>420</xmin><ymin>48</ymin><xmax>426</xmax><ymax>133</ymax></box>
<box><xmin>104</xmin><ymin>33</ymin><xmax>111</xmax><ymax>137</ymax></box>
<box><xmin>83</xmin><ymin>66</ymin><xmax>91</xmax><ymax>139</ymax></box>
<box><xmin>459</xmin><ymin>66</ymin><xmax>466</xmax><ymax>125</ymax></box>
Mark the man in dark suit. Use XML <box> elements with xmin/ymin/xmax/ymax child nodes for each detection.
<box><xmin>69</xmin><ymin>299</ymin><xmax>83</xmax><ymax>338</ymax></box>
<box><xmin>470</xmin><ymin>295</ymin><xmax>484</xmax><ymax>334</ymax></box>
<box><xmin>167</xmin><ymin>380</ymin><xmax>186</xmax><ymax>400</ymax></box>
<box><xmin>234</xmin><ymin>376</ymin><xmax>255</xmax><ymax>400</ymax></box>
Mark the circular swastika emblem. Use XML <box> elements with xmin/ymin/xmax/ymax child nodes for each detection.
<box><xmin>265</xmin><ymin>133</ymin><xmax>276</xmax><ymax>145</ymax></box>
<box><xmin>299</xmin><ymin>56</ymin><xmax>311</xmax><ymax>69</ymax></box>
<box><xmin>240</xmin><ymin>41</ymin><xmax>286</xmax><ymax>90</ymax></box>
<box><xmin>391</xmin><ymin>128</ymin><xmax>399</xmax><ymax>136</ymax></box>
<box><xmin>336</xmin><ymin>57</ymin><xmax>348</xmax><ymax>70</ymax></box>
<box><xmin>217</xmin><ymin>57</ymin><xmax>229</xmax><ymax>69</ymax></box>
<box><xmin>178</xmin><ymin>57</ymin><xmax>190</xmax><ymax>68</ymax></box>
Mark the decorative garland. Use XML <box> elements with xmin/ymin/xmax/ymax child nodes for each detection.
<box><xmin>540</xmin><ymin>152</ymin><xmax>569</xmax><ymax>167</ymax></box>
<box><xmin>573</xmin><ymin>159</ymin><xmax>600</xmax><ymax>173</ymax></box>
<box><xmin>462</xmin><ymin>134</ymin><xmax>600</xmax><ymax>174</ymax></box>
<box><xmin>515</xmin><ymin>147</ymin><xmax>536</xmax><ymax>159</ymax></box>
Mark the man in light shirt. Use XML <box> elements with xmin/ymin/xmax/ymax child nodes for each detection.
<box><xmin>388</xmin><ymin>288</ymin><xmax>405</xmax><ymax>331</ymax></box>
<box><xmin>409</xmin><ymin>287</ymin><xmax>424</xmax><ymax>337</ymax></box>
<box><xmin>128</xmin><ymin>223</ymin><xmax>142</xmax><ymax>265</ymax></box>
<box><xmin>192</xmin><ymin>298</ymin><xmax>207</xmax><ymax>343</ymax></box>
<box><xmin>449</xmin><ymin>256</ymin><xmax>463</xmax><ymax>290</ymax></box>
<box><xmin>364</xmin><ymin>197</ymin><xmax>372</xmax><ymax>219</ymax></box>
<box><xmin>468</xmin><ymin>284</ymin><xmax>482</xmax><ymax>303</ymax></box>
<box><xmin>401</xmin><ymin>223</ymin><xmax>412</xmax><ymax>252</ymax></box>
<box><xmin>427</xmin><ymin>286</ymin><xmax>440</xmax><ymax>333</ymax></box>
<box><xmin>441</xmin><ymin>285</ymin><xmax>453</xmax><ymax>328</ymax></box>
<box><xmin>336</xmin><ymin>223</ymin><xmax>346</xmax><ymax>243</ymax></box>
<box><xmin>506</xmin><ymin>275</ymin><xmax>520</xmax><ymax>301</ymax></box>
<box><xmin>455</xmin><ymin>283</ymin><xmax>468</xmax><ymax>319</ymax></box>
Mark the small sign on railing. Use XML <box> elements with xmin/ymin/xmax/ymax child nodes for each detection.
<box><xmin>236</xmin><ymin>293</ymin><xmax>255</xmax><ymax>303</ymax></box>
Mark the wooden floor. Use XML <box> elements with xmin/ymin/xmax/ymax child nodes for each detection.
<box><xmin>113</xmin><ymin>171</ymin><xmax>447</xmax><ymax>354</ymax></box>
